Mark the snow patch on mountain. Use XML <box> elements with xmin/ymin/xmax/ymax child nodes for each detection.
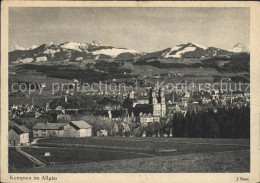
<box><xmin>191</xmin><ymin>42</ymin><xmax>208</xmax><ymax>50</ymax></box>
<box><xmin>170</xmin><ymin>47</ymin><xmax>197</xmax><ymax>58</ymax></box>
<box><xmin>43</xmin><ymin>48</ymin><xmax>60</xmax><ymax>55</ymax></box>
<box><xmin>90</xmin><ymin>40</ymin><xmax>102</xmax><ymax>47</ymax></box>
<box><xmin>92</xmin><ymin>48</ymin><xmax>138</xmax><ymax>58</ymax></box>
<box><xmin>229</xmin><ymin>43</ymin><xmax>249</xmax><ymax>53</ymax></box>
<box><xmin>95</xmin><ymin>55</ymin><xmax>100</xmax><ymax>60</ymax></box>
<box><xmin>76</xmin><ymin>57</ymin><xmax>83</xmax><ymax>61</ymax></box>
<box><xmin>30</xmin><ymin>45</ymin><xmax>38</xmax><ymax>49</ymax></box>
<box><xmin>61</xmin><ymin>42</ymin><xmax>89</xmax><ymax>51</ymax></box>
<box><xmin>163</xmin><ymin>46</ymin><xmax>182</xmax><ymax>58</ymax></box>
<box><xmin>35</xmin><ymin>56</ymin><xmax>47</xmax><ymax>62</ymax></box>
<box><xmin>18</xmin><ymin>58</ymin><xmax>34</xmax><ymax>63</ymax></box>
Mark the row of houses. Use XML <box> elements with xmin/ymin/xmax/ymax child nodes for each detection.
<box><xmin>9</xmin><ymin>120</ymin><xmax>108</xmax><ymax>146</ymax></box>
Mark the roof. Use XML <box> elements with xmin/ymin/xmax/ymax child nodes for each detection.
<box><xmin>19</xmin><ymin>125</ymin><xmax>30</xmax><ymax>133</ymax></box>
<box><xmin>33</xmin><ymin>123</ymin><xmax>67</xmax><ymax>130</ymax></box>
<box><xmin>133</xmin><ymin>104</ymin><xmax>153</xmax><ymax>117</ymax></box>
<box><xmin>9</xmin><ymin>123</ymin><xmax>29</xmax><ymax>135</ymax></box>
<box><xmin>137</xmin><ymin>96</ymin><xmax>149</xmax><ymax>100</ymax></box>
<box><xmin>70</xmin><ymin>120</ymin><xmax>92</xmax><ymax>130</ymax></box>
<box><xmin>99</xmin><ymin>129</ymin><xmax>108</xmax><ymax>133</ymax></box>
<box><xmin>111</xmin><ymin>110</ymin><xmax>126</xmax><ymax>118</ymax></box>
<box><xmin>140</xmin><ymin>113</ymin><xmax>154</xmax><ymax>117</ymax></box>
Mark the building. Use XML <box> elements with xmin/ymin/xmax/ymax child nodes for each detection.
<box><xmin>132</xmin><ymin>88</ymin><xmax>166</xmax><ymax>117</ymax></box>
<box><xmin>63</xmin><ymin>120</ymin><xmax>92</xmax><ymax>137</ymax></box>
<box><xmin>97</xmin><ymin>129</ymin><xmax>108</xmax><ymax>137</ymax></box>
<box><xmin>33</xmin><ymin>123</ymin><xmax>67</xmax><ymax>138</ymax></box>
<box><xmin>136</xmin><ymin>96</ymin><xmax>150</xmax><ymax>104</ymax></box>
<box><xmin>140</xmin><ymin>113</ymin><xmax>160</xmax><ymax>124</ymax></box>
<box><xmin>150</xmin><ymin>88</ymin><xmax>166</xmax><ymax>116</ymax></box>
<box><xmin>33</xmin><ymin>121</ymin><xmax>93</xmax><ymax>138</ymax></box>
<box><xmin>9</xmin><ymin>123</ymin><xmax>30</xmax><ymax>146</ymax></box>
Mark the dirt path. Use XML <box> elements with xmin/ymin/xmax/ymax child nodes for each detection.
<box><xmin>16</xmin><ymin>147</ymin><xmax>46</xmax><ymax>166</ymax></box>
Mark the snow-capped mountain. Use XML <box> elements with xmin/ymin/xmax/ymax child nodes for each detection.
<box><xmin>30</xmin><ymin>45</ymin><xmax>39</xmax><ymax>50</ymax></box>
<box><xmin>9</xmin><ymin>41</ymin><xmax>141</xmax><ymax>63</ymax></box>
<box><xmin>11</xmin><ymin>44</ymin><xmax>39</xmax><ymax>51</ymax></box>
<box><xmin>229</xmin><ymin>43</ymin><xmax>249</xmax><ymax>53</ymax></box>
<box><xmin>90</xmin><ymin>40</ymin><xmax>102</xmax><ymax>47</ymax></box>
<box><xmin>138</xmin><ymin>42</ymin><xmax>232</xmax><ymax>61</ymax></box>
<box><xmin>11</xmin><ymin>45</ymin><xmax>27</xmax><ymax>51</ymax></box>
<box><xmin>9</xmin><ymin>41</ymin><xmax>249</xmax><ymax>64</ymax></box>
<box><xmin>92</xmin><ymin>48</ymin><xmax>137</xmax><ymax>58</ymax></box>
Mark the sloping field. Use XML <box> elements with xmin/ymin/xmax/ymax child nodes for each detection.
<box><xmin>9</xmin><ymin>137</ymin><xmax>250</xmax><ymax>173</ymax></box>
<box><xmin>8</xmin><ymin>148</ymin><xmax>36</xmax><ymax>170</ymax></box>
<box><xmin>12</xmin><ymin>149</ymin><xmax>249</xmax><ymax>173</ymax></box>
<box><xmin>21</xmin><ymin>146</ymin><xmax>152</xmax><ymax>165</ymax></box>
<box><xmin>37</xmin><ymin>137</ymin><xmax>249</xmax><ymax>155</ymax></box>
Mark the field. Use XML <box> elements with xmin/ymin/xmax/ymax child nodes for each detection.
<box><xmin>21</xmin><ymin>146</ymin><xmax>152</xmax><ymax>165</ymax></box>
<box><xmin>8</xmin><ymin>147</ymin><xmax>37</xmax><ymax>170</ymax></box>
<box><xmin>36</xmin><ymin>137</ymin><xmax>249</xmax><ymax>154</ymax></box>
<box><xmin>11</xmin><ymin>149</ymin><xmax>249</xmax><ymax>173</ymax></box>
<box><xmin>8</xmin><ymin>137</ymin><xmax>250</xmax><ymax>173</ymax></box>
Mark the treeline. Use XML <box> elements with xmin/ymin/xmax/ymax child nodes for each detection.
<box><xmin>172</xmin><ymin>106</ymin><xmax>250</xmax><ymax>139</ymax></box>
<box><xmin>202</xmin><ymin>55</ymin><xmax>250</xmax><ymax>73</ymax></box>
<box><xmin>135</xmin><ymin>60</ymin><xmax>203</xmax><ymax>69</ymax></box>
<box><xmin>20</xmin><ymin>64</ymin><xmax>132</xmax><ymax>83</ymax></box>
<box><xmin>135</xmin><ymin>54</ymin><xmax>250</xmax><ymax>73</ymax></box>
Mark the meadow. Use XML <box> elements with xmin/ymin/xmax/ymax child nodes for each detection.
<box><xmin>23</xmin><ymin>137</ymin><xmax>249</xmax><ymax>165</ymax></box>
<box><xmin>8</xmin><ymin>147</ymin><xmax>37</xmax><ymax>170</ymax></box>
<box><xmin>14</xmin><ymin>149</ymin><xmax>249</xmax><ymax>173</ymax></box>
<box><xmin>9</xmin><ymin>137</ymin><xmax>250</xmax><ymax>173</ymax></box>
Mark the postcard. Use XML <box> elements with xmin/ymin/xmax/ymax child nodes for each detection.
<box><xmin>1</xmin><ymin>1</ymin><xmax>260</xmax><ymax>183</ymax></box>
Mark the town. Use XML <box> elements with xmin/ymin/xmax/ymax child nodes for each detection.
<box><xmin>9</xmin><ymin>80</ymin><xmax>250</xmax><ymax>143</ymax></box>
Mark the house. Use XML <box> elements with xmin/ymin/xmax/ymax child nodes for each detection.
<box><xmin>32</xmin><ymin>123</ymin><xmax>67</xmax><ymax>138</ymax></box>
<box><xmin>136</xmin><ymin>96</ymin><xmax>149</xmax><ymax>104</ymax></box>
<box><xmin>140</xmin><ymin>113</ymin><xmax>160</xmax><ymax>124</ymax></box>
<box><xmin>9</xmin><ymin>123</ymin><xmax>30</xmax><ymax>146</ymax></box>
<box><xmin>97</xmin><ymin>129</ymin><xmax>108</xmax><ymax>137</ymax></box>
<box><xmin>63</xmin><ymin>120</ymin><xmax>92</xmax><ymax>137</ymax></box>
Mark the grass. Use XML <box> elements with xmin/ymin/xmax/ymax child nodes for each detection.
<box><xmin>11</xmin><ymin>149</ymin><xmax>250</xmax><ymax>173</ymax></box>
<box><xmin>21</xmin><ymin>146</ymin><xmax>151</xmax><ymax>164</ymax></box>
<box><xmin>9</xmin><ymin>137</ymin><xmax>250</xmax><ymax>173</ymax></box>
<box><xmin>37</xmin><ymin>137</ymin><xmax>249</xmax><ymax>155</ymax></box>
<box><xmin>8</xmin><ymin>147</ymin><xmax>36</xmax><ymax>170</ymax></box>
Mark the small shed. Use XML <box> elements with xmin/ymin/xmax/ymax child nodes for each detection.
<box><xmin>97</xmin><ymin>129</ymin><xmax>108</xmax><ymax>137</ymax></box>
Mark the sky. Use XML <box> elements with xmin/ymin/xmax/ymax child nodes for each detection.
<box><xmin>9</xmin><ymin>7</ymin><xmax>250</xmax><ymax>52</ymax></box>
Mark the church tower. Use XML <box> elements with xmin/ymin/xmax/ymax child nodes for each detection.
<box><xmin>160</xmin><ymin>89</ymin><xmax>166</xmax><ymax>116</ymax></box>
<box><xmin>149</xmin><ymin>87</ymin><xmax>167</xmax><ymax>116</ymax></box>
<box><xmin>152</xmin><ymin>89</ymin><xmax>158</xmax><ymax>104</ymax></box>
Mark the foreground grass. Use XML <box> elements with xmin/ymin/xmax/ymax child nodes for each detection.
<box><xmin>21</xmin><ymin>146</ymin><xmax>152</xmax><ymax>164</ymax></box>
<box><xmin>37</xmin><ymin>137</ymin><xmax>249</xmax><ymax>156</ymax></box>
<box><xmin>8</xmin><ymin>147</ymin><xmax>37</xmax><ymax>172</ymax></box>
<box><xmin>12</xmin><ymin>149</ymin><xmax>249</xmax><ymax>173</ymax></box>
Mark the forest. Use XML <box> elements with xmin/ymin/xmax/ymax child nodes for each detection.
<box><xmin>142</xmin><ymin>106</ymin><xmax>250</xmax><ymax>139</ymax></box>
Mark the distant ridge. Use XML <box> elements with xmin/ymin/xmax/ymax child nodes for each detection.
<box><xmin>9</xmin><ymin>41</ymin><xmax>249</xmax><ymax>64</ymax></box>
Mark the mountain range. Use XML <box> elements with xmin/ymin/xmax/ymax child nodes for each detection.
<box><xmin>9</xmin><ymin>41</ymin><xmax>249</xmax><ymax>64</ymax></box>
